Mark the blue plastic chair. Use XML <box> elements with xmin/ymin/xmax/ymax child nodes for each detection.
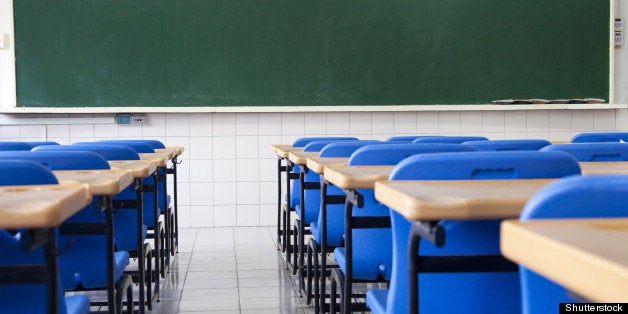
<box><xmin>327</xmin><ymin>144</ymin><xmax>477</xmax><ymax>312</ymax></box>
<box><xmin>0</xmin><ymin>142</ymin><xmax>32</xmax><ymax>151</ymax></box>
<box><xmin>463</xmin><ymin>139</ymin><xmax>551</xmax><ymax>151</ymax></box>
<box><xmin>366</xmin><ymin>151</ymin><xmax>581</xmax><ymax>314</ymax></box>
<box><xmin>540</xmin><ymin>143</ymin><xmax>628</xmax><ymax>161</ymax></box>
<box><xmin>518</xmin><ymin>175</ymin><xmax>628</xmax><ymax>314</ymax></box>
<box><xmin>571</xmin><ymin>132</ymin><xmax>628</xmax><ymax>143</ymax></box>
<box><xmin>0</xmin><ymin>160</ymin><xmax>90</xmax><ymax>314</ymax></box>
<box><xmin>413</xmin><ymin>136</ymin><xmax>488</xmax><ymax>144</ymax></box>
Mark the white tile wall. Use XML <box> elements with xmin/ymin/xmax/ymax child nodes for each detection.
<box><xmin>1</xmin><ymin>109</ymin><xmax>627</xmax><ymax>227</ymax></box>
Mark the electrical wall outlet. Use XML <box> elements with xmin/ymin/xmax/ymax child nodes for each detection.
<box><xmin>615</xmin><ymin>31</ymin><xmax>624</xmax><ymax>46</ymax></box>
<box><xmin>615</xmin><ymin>17</ymin><xmax>623</xmax><ymax>31</ymax></box>
<box><xmin>131</xmin><ymin>115</ymin><xmax>147</xmax><ymax>125</ymax></box>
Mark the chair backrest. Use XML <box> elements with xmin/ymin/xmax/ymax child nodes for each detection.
<box><xmin>517</xmin><ymin>175</ymin><xmax>628</xmax><ymax>314</ymax></box>
<box><xmin>384</xmin><ymin>151</ymin><xmax>581</xmax><ymax>314</ymax></box>
<box><xmin>385</xmin><ymin>135</ymin><xmax>446</xmax><ymax>142</ymax></box>
<box><xmin>412</xmin><ymin>136</ymin><xmax>488</xmax><ymax>144</ymax></box>
<box><xmin>0</xmin><ymin>151</ymin><xmax>111</xmax><ymax>170</ymax></box>
<box><xmin>291</xmin><ymin>137</ymin><xmax>359</xmax><ymax>147</ymax></box>
<box><xmin>571</xmin><ymin>132</ymin><xmax>628</xmax><ymax>143</ymax></box>
<box><xmin>462</xmin><ymin>139</ymin><xmax>551</xmax><ymax>151</ymax></box>
<box><xmin>0</xmin><ymin>142</ymin><xmax>32</xmax><ymax>151</ymax></box>
<box><xmin>32</xmin><ymin>144</ymin><xmax>140</xmax><ymax>160</ymax></box>
<box><xmin>390</xmin><ymin>151</ymin><xmax>581</xmax><ymax>180</ymax></box>
<box><xmin>74</xmin><ymin>141</ymin><xmax>155</xmax><ymax>153</ymax></box>
<box><xmin>348</xmin><ymin>143</ymin><xmax>477</xmax><ymax>166</ymax></box>
<box><xmin>540</xmin><ymin>143</ymin><xmax>628</xmax><ymax>161</ymax></box>
<box><xmin>24</xmin><ymin>141</ymin><xmax>60</xmax><ymax>149</ymax></box>
<box><xmin>97</xmin><ymin>139</ymin><xmax>166</xmax><ymax>149</ymax></box>
<box><xmin>0</xmin><ymin>160</ymin><xmax>59</xmax><ymax>186</ymax></box>
<box><xmin>303</xmin><ymin>139</ymin><xmax>367</xmax><ymax>152</ymax></box>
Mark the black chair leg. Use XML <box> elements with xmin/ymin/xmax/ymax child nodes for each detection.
<box><xmin>291</xmin><ymin>221</ymin><xmax>299</xmax><ymax>275</ymax></box>
<box><xmin>116</xmin><ymin>274</ymin><xmax>133</xmax><ymax>314</ymax></box>
<box><xmin>329</xmin><ymin>269</ymin><xmax>343</xmax><ymax>314</ymax></box>
<box><xmin>305</xmin><ymin>238</ymin><xmax>316</xmax><ymax>304</ymax></box>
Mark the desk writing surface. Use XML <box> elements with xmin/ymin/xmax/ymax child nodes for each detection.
<box><xmin>165</xmin><ymin>146</ymin><xmax>184</xmax><ymax>157</ymax></box>
<box><xmin>288</xmin><ymin>151</ymin><xmax>319</xmax><ymax>166</ymax></box>
<box><xmin>374</xmin><ymin>179</ymin><xmax>554</xmax><ymax>221</ymax></box>
<box><xmin>501</xmin><ymin>218</ymin><xmax>628</xmax><ymax>302</ymax></box>
<box><xmin>323</xmin><ymin>166</ymin><xmax>393</xmax><ymax>190</ymax></box>
<box><xmin>108</xmin><ymin>160</ymin><xmax>157</xmax><ymax>178</ymax></box>
<box><xmin>139</xmin><ymin>153</ymin><xmax>169</xmax><ymax>167</ymax></box>
<box><xmin>307</xmin><ymin>157</ymin><xmax>349</xmax><ymax>175</ymax></box>
<box><xmin>271</xmin><ymin>144</ymin><xmax>301</xmax><ymax>159</ymax></box>
<box><xmin>154</xmin><ymin>149</ymin><xmax>174</xmax><ymax>160</ymax></box>
<box><xmin>580</xmin><ymin>162</ymin><xmax>628</xmax><ymax>175</ymax></box>
<box><xmin>53</xmin><ymin>169</ymin><xmax>134</xmax><ymax>195</ymax></box>
<box><xmin>155</xmin><ymin>146</ymin><xmax>185</xmax><ymax>159</ymax></box>
<box><xmin>0</xmin><ymin>183</ymin><xmax>91</xmax><ymax>229</ymax></box>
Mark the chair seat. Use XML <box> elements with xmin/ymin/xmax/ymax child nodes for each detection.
<box><xmin>366</xmin><ymin>289</ymin><xmax>388</xmax><ymax>314</ymax></box>
<box><xmin>334</xmin><ymin>247</ymin><xmax>389</xmax><ymax>281</ymax></box>
<box><xmin>65</xmin><ymin>295</ymin><xmax>91</xmax><ymax>314</ymax></box>
<box><xmin>76</xmin><ymin>250</ymin><xmax>130</xmax><ymax>289</ymax></box>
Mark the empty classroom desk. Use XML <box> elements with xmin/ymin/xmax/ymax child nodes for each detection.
<box><xmin>0</xmin><ymin>183</ymin><xmax>92</xmax><ymax>313</ymax></box>
<box><xmin>373</xmin><ymin>179</ymin><xmax>555</xmax><ymax>314</ymax></box>
<box><xmin>501</xmin><ymin>218</ymin><xmax>628</xmax><ymax>302</ymax></box>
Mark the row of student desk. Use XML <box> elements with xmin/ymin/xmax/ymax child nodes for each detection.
<box><xmin>0</xmin><ymin>145</ymin><xmax>184</xmax><ymax>314</ymax></box>
<box><xmin>272</xmin><ymin>143</ymin><xmax>628</xmax><ymax>312</ymax></box>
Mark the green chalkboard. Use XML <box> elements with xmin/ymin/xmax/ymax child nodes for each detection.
<box><xmin>14</xmin><ymin>0</ymin><xmax>609</xmax><ymax>107</ymax></box>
